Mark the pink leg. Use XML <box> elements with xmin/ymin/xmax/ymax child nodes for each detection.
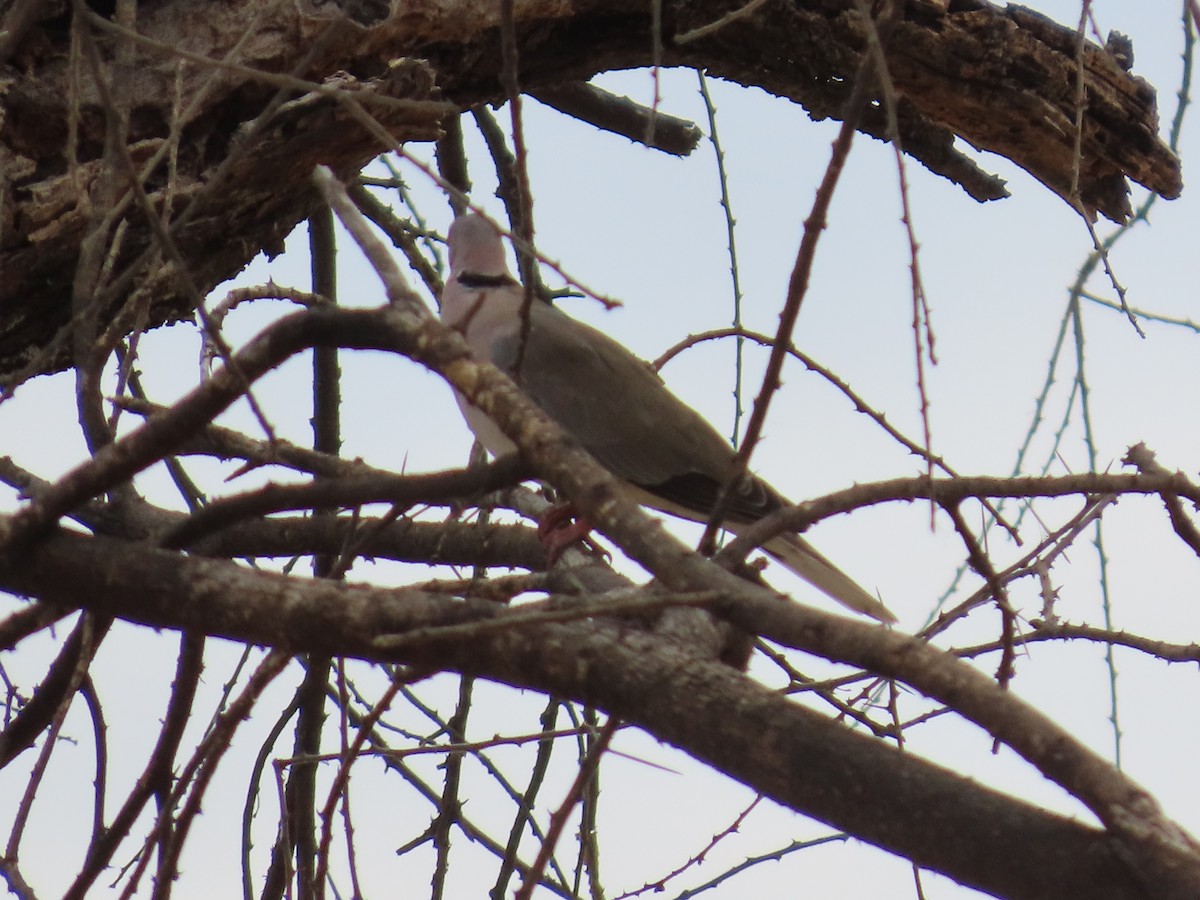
<box><xmin>537</xmin><ymin>504</ymin><xmax>606</xmax><ymax>565</ymax></box>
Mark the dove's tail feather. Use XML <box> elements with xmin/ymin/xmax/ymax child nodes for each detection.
<box><xmin>764</xmin><ymin>533</ymin><xmax>897</xmax><ymax>624</ymax></box>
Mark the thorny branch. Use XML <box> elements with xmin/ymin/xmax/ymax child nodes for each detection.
<box><xmin>0</xmin><ymin>234</ymin><xmax>1198</xmax><ymax>896</ymax></box>
<box><xmin>0</xmin><ymin>5</ymin><xmax>1196</xmax><ymax>899</ymax></box>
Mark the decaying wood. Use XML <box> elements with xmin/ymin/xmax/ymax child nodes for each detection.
<box><xmin>0</xmin><ymin>0</ymin><xmax>1182</xmax><ymax>384</ymax></box>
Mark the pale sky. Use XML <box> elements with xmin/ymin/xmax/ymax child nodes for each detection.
<box><xmin>1</xmin><ymin>3</ymin><xmax>1198</xmax><ymax>897</ymax></box>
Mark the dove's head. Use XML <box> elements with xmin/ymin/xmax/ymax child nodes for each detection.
<box><xmin>447</xmin><ymin>214</ymin><xmax>509</xmax><ymax>277</ymax></box>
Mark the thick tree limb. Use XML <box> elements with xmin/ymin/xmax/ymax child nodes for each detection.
<box><xmin>0</xmin><ymin>0</ymin><xmax>1181</xmax><ymax>381</ymax></box>
<box><xmin>0</xmin><ymin>522</ymin><xmax>1196</xmax><ymax>900</ymax></box>
<box><xmin>3</xmin><ymin>298</ymin><xmax>1199</xmax><ymax>896</ymax></box>
<box><xmin>0</xmin><ymin>5</ymin><xmax>1191</xmax><ymax>896</ymax></box>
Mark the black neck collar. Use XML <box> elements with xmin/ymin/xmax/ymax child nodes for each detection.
<box><xmin>456</xmin><ymin>271</ymin><xmax>518</xmax><ymax>288</ymax></box>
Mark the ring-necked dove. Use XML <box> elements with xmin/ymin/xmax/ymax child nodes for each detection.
<box><xmin>440</xmin><ymin>213</ymin><xmax>896</xmax><ymax>624</ymax></box>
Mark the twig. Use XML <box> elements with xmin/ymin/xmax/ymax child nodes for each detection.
<box><xmin>613</xmin><ymin>796</ymin><xmax>761</xmax><ymax>898</ymax></box>
<box><xmin>699</xmin><ymin>0</ymin><xmax>901</xmax><ymax>555</ymax></box>
<box><xmin>530</xmin><ymin>83</ymin><xmax>700</xmax><ymax>155</ymax></box>
<box><xmin>653</xmin><ymin>326</ymin><xmax>1017</xmax><ymax>542</ymax></box>
<box><xmin>942</xmin><ymin>501</ymin><xmax>1016</xmax><ymax>689</ymax></box>
<box><xmin>121</xmin><ymin>650</ymin><xmax>291</xmax><ymax>900</ymax></box>
<box><xmin>515</xmin><ymin>718</ymin><xmax>617</xmax><ymax>900</ymax></box>
<box><xmin>696</xmin><ymin>73</ymin><xmax>747</xmax><ymax>448</ymax></box>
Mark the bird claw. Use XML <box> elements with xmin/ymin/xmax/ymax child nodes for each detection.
<box><xmin>537</xmin><ymin>505</ymin><xmax>610</xmax><ymax>566</ymax></box>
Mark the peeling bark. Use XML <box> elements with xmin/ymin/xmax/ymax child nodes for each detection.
<box><xmin>0</xmin><ymin>0</ymin><xmax>1182</xmax><ymax>383</ymax></box>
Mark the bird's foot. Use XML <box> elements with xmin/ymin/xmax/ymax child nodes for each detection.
<box><xmin>537</xmin><ymin>504</ymin><xmax>609</xmax><ymax>566</ymax></box>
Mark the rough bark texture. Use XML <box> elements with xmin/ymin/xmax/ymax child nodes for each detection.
<box><xmin>5</xmin><ymin>298</ymin><xmax>1199</xmax><ymax>899</ymax></box>
<box><xmin>0</xmin><ymin>4</ymin><xmax>1192</xmax><ymax>897</ymax></box>
<box><xmin>0</xmin><ymin>0</ymin><xmax>1182</xmax><ymax>383</ymax></box>
<box><xmin>0</xmin><ymin>521</ymin><xmax>1190</xmax><ymax>900</ymax></box>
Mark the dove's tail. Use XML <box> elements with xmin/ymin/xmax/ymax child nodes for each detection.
<box><xmin>763</xmin><ymin>532</ymin><xmax>897</xmax><ymax>624</ymax></box>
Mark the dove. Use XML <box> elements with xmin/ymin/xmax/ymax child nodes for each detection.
<box><xmin>439</xmin><ymin>213</ymin><xmax>896</xmax><ymax>624</ymax></box>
